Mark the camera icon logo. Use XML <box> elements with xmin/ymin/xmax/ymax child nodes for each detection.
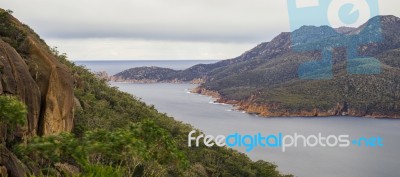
<box><xmin>287</xmin><ymin>0</ymin><xmax>382</xmax><ymax>80</ymax></box>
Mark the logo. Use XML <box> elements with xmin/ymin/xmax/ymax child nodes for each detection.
<box><xmin>188</xmin><ymin>130</ymin><xmax>384</xmax><ymax>152</ymax></box>
<box><xmin>287</xmin><ymin>0</ymin><xmax>382</xmax><ymax>80</ymax></box>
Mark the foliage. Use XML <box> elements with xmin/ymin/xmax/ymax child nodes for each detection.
<box><xmin>0</xmin><ymin>10</ymin><xmax>291</xmax><ymax>176</ymax></box>
<box><xmin>0</xmin><ymin>95</ymin><xmax>27</xmax><ymax>131</ymax></box>
<box><xmin>0</xmin><ymin>10</ymin><xmax>28</xmax><ymax>55</ymax></box>
<box><xmin>32</xmin><ymin>48</ymin><xmax>290</xmax><ymax>176</ymax></box>
<box><xmin>78</xmin><ymin>165</ymin><xmax>125</xmax><ymax>177</ymax></box>
<box><xmin>114</xmin><ymin>66</ymin><xmax>179</xmax><ymax>81</ymax></box>
<box><xmin>112</xmin><ymin>16</ymin><xmax>400</xmax><ymax>116</ymax></box>
<box><xmin>198</xmin><ymin>21</ymin><xmax>400</xmax><ymax>115</ymax></box>
<box><xmin>16</xmin><ymin>120</ymin><xmax>187</xmax><ymax>176</ymax></box>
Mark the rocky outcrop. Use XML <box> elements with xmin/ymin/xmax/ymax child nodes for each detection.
<box><xmin>0</xmin><ymin>37</ymin><xmax>74</xmax><ymax>138</ymax></box>
<box><xmin>193</xmin><ymin>87</ymin><xmax>400</xmax><ymax>118</ymax></box>
<box><xmin>0</xmin><ymin>12</ymin><xmax>74</xmax><ymax>138</ymax></box>
<box><xmin>0</xmin><ymin>40</ymin><xmax>41</xmax><ymax>138</ymax></box>
<box><xmin>94</xmin><ymin>71</ymin><xmax>109</xmax><ymax>81</ymax></box>
<box><xmin>25</xmin><ymin>35</ymin><xmax>74</xmax><ymax>135</ymax></box>
<box><xmin>0</xmin><ymin>166</ymin><xmax>6</xmax><ymax>177</ymax></box>
<box><xmin>0</xmin><ymin>145</ymin><xmax>30</xmax><ymax>177</ymax></box>
<box><xmin>0</xmin><ymin>9</ymin><xmax>74</xmax><ymax>177</ymax></box>
<box><xmin>54</xmin><ymin>163</ymin><xmax>80</xmax><ymax>176</ymax></box>
<box><xmin>191</xmin><ymin>87</ymin><xmax>221</xmax><ymax>98</ymax></box>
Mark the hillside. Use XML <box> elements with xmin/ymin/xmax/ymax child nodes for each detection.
<box><xmin>115</xmin><ymin>15</ymin><xmax>400</xmax><ymax>118</ymax></box>
<box><xmin>0</xmin><ymin>9</ymin><xmax>291</xmax><ymax>177</ymax></box>
<box><xmin>112</xmin><ymin>66</ymin><xmax>180</xmax><ymax>83</ymax></box>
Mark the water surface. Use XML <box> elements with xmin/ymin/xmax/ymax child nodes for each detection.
<box><xmin>112</xmin><ymin>82</ymin><xmax>400</xmax><ymax>177</ymax></box>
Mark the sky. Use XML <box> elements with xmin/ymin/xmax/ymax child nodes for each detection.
<box><xmin>0</xmin><ymin>0</ymin><xmax>399</xmax><ymax>60</ymax></box>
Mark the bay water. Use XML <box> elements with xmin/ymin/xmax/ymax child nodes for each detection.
<box><xmin>77</xmin><ymin>60</ymin><xmax>400</xmax><ymax>177</ymax></box>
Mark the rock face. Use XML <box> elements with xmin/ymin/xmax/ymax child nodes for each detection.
<box><xmin>0</xmin><ymin>9</ymin><xmax>74</xmax><ymax>177</ymax></box>
<box><xmin>0</xmin><ymin>145</ymin><xmax>30</xmax><ymax>177</ymax></box>
<box><xmin>0</xmin><ymin>37</ymin><xmax>74</xmax><ymax>139</ymax></box>
<box><xmin>0</xmin><ymin>39</ymin><xmax>41</xmax><ymax>138</ymax></box>
<box><xmin>0</xmin><ymin>11</ymin><xmax>74</xmax><ymax>139</ymax></box>
<box><xmin>25</xmin><ymin>36</ymin><xmax>74</xmax><ymax>135</ymax></box>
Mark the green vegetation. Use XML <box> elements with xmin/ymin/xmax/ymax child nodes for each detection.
<box><xmin>0</xmin><ymin>8</ymin><xmax>290</xmax><ymax>176</ymax></box>
<box><xmin>6</xmin><ymin>47</ymin><xmax>290</xmax><ymax>176</ymax></box>
<box><xmin>204</xmin><ymin>17</ymin><xmax>400</xmax><ymax>116</ymax></box>
<box><xmin>0</xmin><ymin>10</ymin><xmax>28</xmax><ymax>55</ymax></box>
<box><xmin>113</xmin><ymin>66</ymin><xmax>179</xmax><ymax>82</ymax></box>
<box><xmin>114</xmin><ymin>16</ymin><xmax>400</xmax><ymax>117</ymax></box>
<box><xmin>46</xmin><ymin>51</ymin><xmax>290</xmax><ymax>176</ymax></box>
<box><xmin>16</xmin><ymin>121</ymin><xmax>186</xmax><ymax>176</ymax></box>
<box><xmin>204</xmin><ymin>52</ymin><xmax>400</xmax><ymax>115</ymax></box>
<box><xmin>0</xmin><ymin>95</ymin><xmax>27</xmax><ymax>133</ymax></box>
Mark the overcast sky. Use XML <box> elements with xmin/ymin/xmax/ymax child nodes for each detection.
<box><xmin>0</xmin><ymin>0</ymin><xmax>399</xmax><ymax>60</ymax></box>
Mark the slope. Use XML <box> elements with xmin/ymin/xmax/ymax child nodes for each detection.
<box><xmin>0</xmin><ymin>8</ymin><xmax>290</xmax><ymax>177</ymax></box>
<box><xmin>114</xmin><ymin>15</ymin><xmax>400</xmax><ymax>118</ymax></box>
<box><xmin>198</xmin><ymin>15</ymin><xmax>400</xmax><ymax>117</ymax></box>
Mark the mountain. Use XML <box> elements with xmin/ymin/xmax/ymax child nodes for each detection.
<box><xmin>335</xmin><ymin>27</ymin><xmax>356</xmax><ymax>34</ymax></box>
<box><xmin>115</xmin><ymin>15</ymin><xmax>400</xmax><ymax>118</ymax></box>
<box><xmin>0</xmin><ymin>8</ymin><xmax>290</xmax><ymax>177</ymax></box>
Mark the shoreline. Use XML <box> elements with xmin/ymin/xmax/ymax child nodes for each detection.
<box><xmin>109</xmin><ymin>79</ymin><xmax>204</xmax><ymax>84</ymax></box>
<box><xmin>190</xmin><ymin>86</ymin><xmax>400</xmax><ymax>119</ymax></box>
<box><xmin>110</xmin><ymin>81</ymin><xmax>400</xmax><ymax>119</ymax></box>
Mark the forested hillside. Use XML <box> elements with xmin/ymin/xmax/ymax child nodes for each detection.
<box><xmin>0</xmin><ymin>8</ymin><xmax>290</xmax><ymax>177</ymax></box>
<box><xmin>116</xmin><ymin>15</ymin><xmax>400</xmax><ymax>118</ymax></box>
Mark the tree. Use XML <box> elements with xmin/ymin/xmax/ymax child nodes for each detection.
<box><xmin>0</xmin><ymin>95</ymin><xmax>27</xmax><ymax>134</ymax></box>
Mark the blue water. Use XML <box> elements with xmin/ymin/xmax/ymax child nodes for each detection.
<box><xmin>74</xmin><ymin>60</ymin><xmax>218</xmax><ymax>75</ymax></box>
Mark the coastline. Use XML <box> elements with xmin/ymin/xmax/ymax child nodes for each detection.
<box><xmin>190</xmin><ymin>86</ymin><xmax>400</xmax><ymax>119</ymax></box>
<box><xmin>109</xmin><ymin>80</ymin><xmax>399</xmax><ymax>119</ymax></box>
<box><xmin>109</xmin><ymin>77</ymin><xmax>205</xmax><ymax>84</ymax></box>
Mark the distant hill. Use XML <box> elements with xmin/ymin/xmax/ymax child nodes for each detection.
<box><xmin>112</xmin><ymin>66</ymin><xmax>180</xmax><ymax>83</ymax></box>
<box><xmin>115</xmin><ymin>15</ymin><xmax>400</xmax><ymax>118</ymax></box>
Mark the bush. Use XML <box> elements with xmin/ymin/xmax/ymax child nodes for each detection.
<box><xmin>0</xmin><ymin>95</ymin><xmax>27</xmax><ymax>131</ymax></box>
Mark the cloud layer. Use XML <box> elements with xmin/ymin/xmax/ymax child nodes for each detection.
<box><xmin>1</xmin><ymin>0</ymin><xmax>399</xmax><ymax>60</ymax></box>
<box><xmin>3</xmin><ymin>0</ymin><xmax>289</xmax><ymax>43</ymax></box>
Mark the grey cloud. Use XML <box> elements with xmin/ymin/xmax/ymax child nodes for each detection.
<box><xmin>1</xmin><ymin>0</ymin><xmax>398</xmax><ymax>43</ymax></box>
<box><xmin>1</xmin><ymin>0</ymin><xmax>398</xmax><ymax>60</ymax></box>
<box><xmin>37</xmin><ymin>24</ymin><xmax>283</xmax><ymax>43</ymax></box>
<box><xmin>0</xmin><ymin>0</ymin><xmax>289</xmax><ymax>43</ymax></box>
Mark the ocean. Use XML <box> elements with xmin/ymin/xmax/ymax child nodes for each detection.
<box><xmin>76</xmin><ymin>60</ymin><xmax>400</xmax><ymax>177</ymax></box>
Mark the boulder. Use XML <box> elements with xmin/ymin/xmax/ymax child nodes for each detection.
<box><xmin>0</xmin><ymin>145</ymin><xmax>29</xmax><ymax>177</ymax></box>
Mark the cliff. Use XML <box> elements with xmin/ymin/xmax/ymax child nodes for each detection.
<box><xmin>0</xmin><ymin>9</ymin><xmax>74</xmax><ymax>176</ymax></box>
<box><xmin>193</xmin><ymin>87</ymin><xmax>400</xmax><ymax>118</ymax></box>
<box><xmin>0</xmin><ymin>9</ymin><xmax>74</xmax><ymax>138</ymax></box>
